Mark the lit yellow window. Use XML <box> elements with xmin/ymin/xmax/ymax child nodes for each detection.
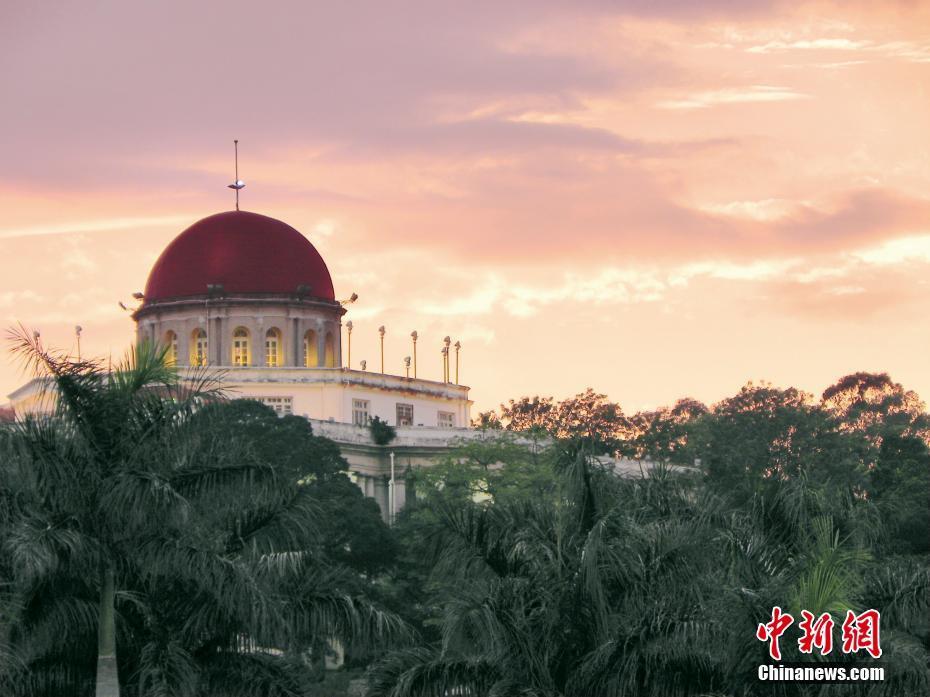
<box><xmin>303</xmin><ymin>330</ymin><xmax>318</xmax><ymax>367</ymax></box>
<box><xmin>324</xmin><ymin>331</ymin><xmax>335</xmax><ymax>368</ymax></box>
<box><xmin>191</xmin><ymin>329</ymin><xmax>208</xmax><ymax>367</ymax></box>
<box><xmin>265</xmin><ymin>328</ymin><xmax>282</xmax><ymax>367</ymax></box>
<box><xmin>232</xmin><ymin>327</ymin><xmax>250</xmax><ymax>367</ymax></box>
<box><xmin>163</xmin><ymin>330</ymin><xmax>179</xmax><ymax>366</ymax></box>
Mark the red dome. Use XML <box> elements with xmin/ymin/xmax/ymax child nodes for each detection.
<box><xmin>144</xmin><ymin>211</ymin><xmax>335</xmax><ymax>302</ymax></box>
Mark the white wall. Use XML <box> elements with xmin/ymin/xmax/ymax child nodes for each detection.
<box><xmin>222</xmin><ymin>367</ymin><xmax>471</xmax><ymax>427</ymax></box>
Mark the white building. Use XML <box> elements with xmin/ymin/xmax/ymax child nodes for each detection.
<box><xmin>8</xmin><ymin>209</ymin><xmax>477</xmax><ymax>520</ymax></box>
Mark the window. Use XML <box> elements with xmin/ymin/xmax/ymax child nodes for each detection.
<box><xmin>438</xmin><ymin>411</ymin><xmax>455</xmax><ymax>428</ymax></box>
<box><xmin>352</xmin><ymin>399</ymin><xmax>370</xmax><ymax>426</ymax></box>
<box><xmin>396</xmin><ymin>403</ymin><xmax>413</xmax><ymax>427</ymax></box>
<box><xmin>232</xmin><ymin>327</ymin><xmax>250</xmax><ymax>367</ymax></box>
<box><xmin>163</xmin><ymin>330</ymin><xmax>178</xmax><ymax>366</ymax></box>
<box><xmin>265</xmin><ymin>328</ymin><xmax>282</xmax><ymax>367</ymax></box>
<box><xmin>191</xmin><ymin>329</ymin><xmax>208</xmax><ymax>366</ymax></box>
<box><xmin>324</xmin><ymin>331</ymin><xmax>335</xmax><ymax>367</ymax></box>
<box><xmin>303</xmin><ymin>330</ymin><xmax>318</xmax><ymax>367</ymax></box>
<box><xmin>259</xmin><ymin>396</ymin><xmax>292</xmax><ymax>416</ymax></box>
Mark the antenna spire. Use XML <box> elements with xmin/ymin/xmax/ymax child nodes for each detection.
<box><xmin>227</xmin><ymin>139</ymin><xmax>245</xmax><ymax>210</ymax></box>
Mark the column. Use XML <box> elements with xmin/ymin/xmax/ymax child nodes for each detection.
<box><xmin>292</xmin><ymin>317</ymin><xmax>301</xmax><ymax>367</ymax></box>
<box><xmin>316</xmin><ymin>325</ymin><xmax>326</xmax><ymax>367</ymax></box>
<box><xmin>179</xmin><ymin>324</ymin><xmax>190</xmax><ymax>367</ymax></box>
<box><xmin>372</xmin><ymin>477</ymin><xmax>391</xmax><ymax>523</ymax></box>
<box><xmin>394</xmin><ymin>476</ymin><xmax>407</xmax><ymax>513</ymax></box>
<box><xmin>212</xmin><ymin>317</ymin><xmax>222</xmax><ymax>366</ymax></box>
<box><xmin>218</xmin><ymin>316</ymin><xmax>228</xmax><ymax>367</ymax></box>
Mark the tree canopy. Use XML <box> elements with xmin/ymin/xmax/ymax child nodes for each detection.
<box><xmin>378</xmin><ymin>373</ymin><xmax>929</xmax><ymax>696</ymax></box>
<box><xmin>0</xmin><ymin>331</ymin><xmax>401</xmax><ymax>697</ymax></box>
<box><xmin>2</xmin><ymin>338</ymin><xmax>926</xmax><ymax>697</ymax></box>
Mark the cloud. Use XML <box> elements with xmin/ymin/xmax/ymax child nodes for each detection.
<box><xmin>669</xmin><ymin>259</ymin><xmax>798</xmax><ymax>284</ymax></box>
<box><xmin>0</xmin><ymin>215</ymin><xmax>191</xmax><ymax>240</ymax></box>
<box><xmin>852</xmin><ymin>233</ymin><xmax>930</xmax><ymax>265</ymax></box>
<box><xmin>421</xmin><ymin>284</ymin><xmax>502</xmax><ymax>317</ymax></box>
<box><xmin>312</xmin><ymin>219</ymin><xmax>338</xmax><ymax>238</ymax></box>
<box><xmin>4</xmin><ymin>0</ymin><xmax>930</xmax><ymax>410</ymax></box>
<box><xmin>657</xmin><ymin>85</ymin><xmax>809</xmax><ymax>110</ymax></box>
<box><xmin>505</xmin><ymin>268</ymin><xmax>667</xmax><ymax>317</ymax></box>
<box><xmin>698</xmin><ymin>198</ymin><xmax>810</xmax><ymax>222</ymax></box>
<box><xmin>0</xmin><ymin>290</ymin><xmax>42</xmax><ymax>308</ymax></box>
<box><xmin>771</xmin><ymin>190</ymin><xmax>930</xmax><ymax>251</ymax></box>
<box><xmin>739</xmin><ymin>34</ymin><xmax>930</xmax><ymax>64</ymax></box>
<box><xmin>747</xmin><ymin>38</ymin><xmax>869</xmax><ymax>53</ymax></box>
<box><xmin>762</xmin><ymin>268</ymin><xmax>926</xmax><ymax>321</ymax></box>
<box><xmin>803</xmin><ymin>60</ymin><xmax>870</xmax><ymax>69</ymax></box>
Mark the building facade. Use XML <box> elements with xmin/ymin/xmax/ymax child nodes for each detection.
<box><xmin>8</xmin><ymin>209</ymin><xmax>476</xmax><ymax>520</ymax></box>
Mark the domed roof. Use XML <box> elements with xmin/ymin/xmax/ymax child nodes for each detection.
<box><xmin>143</xmin><ymin>211</ymin><xmax>335</xmax><ymax>302</ymax></box>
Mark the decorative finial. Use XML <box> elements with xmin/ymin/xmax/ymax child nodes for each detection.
<box><xmin>227</xmin><ymin>139</ymin><xmax>245</xmax><ymax>210</ymax></box>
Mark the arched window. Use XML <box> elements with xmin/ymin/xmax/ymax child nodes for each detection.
<box><xmin>265</xmin><ymin>328</ymin><xmax>282</xmax><ymax>367</ymax></box>
<box><xmin>191</xmin><ymin>329</ymin><xmax>208</xmax><ymax>366</ymax></box>
<box><xmin>232</xmin><ymin>327</ymin><xmax>250</xmax><ymax>367</ymax></box>
<box><xmin>163</xmin><ymin>330</ymin><xmax>179</xmax><ymax>366</ymax></box>
<box><xmin>303</xmin><ymin>329</ymin><xmax>318</xmax><ymax>367</ymax></box>
<box><xmin>324</xmin><ymin>331</ymin><xmax>335</xmax><ymax>368</ymax></box>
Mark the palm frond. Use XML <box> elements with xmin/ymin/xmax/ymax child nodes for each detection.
<box><xmin>135</xmin><ymin>639</ymin><xmax>199</xmax><ymax>697</ymax></box>
<box><xmin>365</xmin><ymin>648</ymin><xmax>500</xmax><ymax>697</ymax></box>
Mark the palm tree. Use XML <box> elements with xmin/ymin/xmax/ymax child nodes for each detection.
<box><xmin>0</xmin><ymin>328</ymin><xmax>402</xmax><ymax>696</ymax></box>
<box><xmin>713</xmin><ymin>475</ymin><xmax>928</xmax><ymax>696</ymax></box>
<box><xmin>367</xmin><ymin>445</ymin><xmax>724</xmax><ymax>697</ymax></box>
<box><xmin>370</xmin><ymin>436</ymin><xmax>929</xmax><ymax>696</ymax></box>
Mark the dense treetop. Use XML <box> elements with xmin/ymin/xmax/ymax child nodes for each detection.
<box><xmin>1</xmin><ymin>337</ymin><xmax>926</xmax><ymax>697</ymax></box>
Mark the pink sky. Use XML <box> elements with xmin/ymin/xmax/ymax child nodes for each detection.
<box><xmin>2</xmin><ymin>1</ymin><xmax>929</xmax><ymax>415</ymax></box>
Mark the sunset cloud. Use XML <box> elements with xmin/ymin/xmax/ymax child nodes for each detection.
<box><xmin>657</xmin><ymin>85</ymin><xmax>810</xmax><ymax>110</ymax></box>
<box><xmin>2</xmin><ymin>0</ymin><xmax>929</xmax><ymax>412</ymax></box>
<box><xmin>746</xmin><ymin>38</ymin><xmax>868</xmax><ymax>53</ymax></box>
<box><xmin>0</xmin><ymin>215</ymin><xmax>193</xmax><ymax>240</ymax></box>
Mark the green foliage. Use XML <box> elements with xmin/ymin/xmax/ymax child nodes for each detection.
<box><xmin>369</xmin><ymin>451</ymin><xmax>728</xmax><ymax>697</ymax></box>
<box><xmin>869</xmin><ymin>434</ymin><xmax>930</xmax><ymax>553</ymax></box>
<box><xmin>2</xmin><ymin>339</ymin><xmax>928</xmax><ymax>697</ymax></box>
<box><xmin>471</xmin><ymin>410</ymin><xmax>502</xmax><ymax>430</ymax></box>
<box><xmin>369</xmin><ymin>376</ymin><xmax>930</xmax><ymax>697</ymax></box>
<box><xmin>190</xmin><ymin>399</ymin><xmax>397</xmax><ymax>575</ymax></box>
<box><xmin>193</xmin><ymin>398</ymin><xmax>351</xmax><ymax>482</ymax></box>
<box><xmin>0</xmin><ymin>328</ymin><xmax>402</xmax><ymax>697</ymax></box>
<box><xmin>412</xmin><ymin>434</ymin><xmax>556</xmax><ymax>505</ymax></box>
<box><xmin>690</xmin><ymin>382</ymin><xmax>869</xmax><ymax>501</ymax></box>
<box><xmin>369</xmin><ymin>416</ymin><xmax>397</xmax><ymax>446</ymax></box>
<box><xmin>822</xmin><ymin>371</ymin><xmax>930</xmax><ymax>444</ymax></box>
<box><xmin>376</xmin><ymin>436</ymin><xmax>553</xmax><ymax>643</ymax></box>
<box><xmin>480</xmin><ymin>389</ymin><xmax>627</xmax><ymax>453</ymax></box>
<box><xmin>622</xmin><ymin>397</ymin><xmax>708</xmax><ymax>463</ymax></box>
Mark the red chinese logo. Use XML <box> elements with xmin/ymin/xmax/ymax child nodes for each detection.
<box><xmin>798</xmin><ymin>610</ymin><xmax>834</xmax><ymax>655</ymax></box>
<box><xmin>841</xmin><ymin>609</ymin><xmax>882</xmax><ymax>659</ymax></box>
<box><xmin>756</xmin><ymin>606</ymin><xmax>794</xmax><ymax>660</ymax></box>
<box><xmin>757</xmin><ymin>607</ymin><xmax>881</xmax><ymax>659</ymax></box>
